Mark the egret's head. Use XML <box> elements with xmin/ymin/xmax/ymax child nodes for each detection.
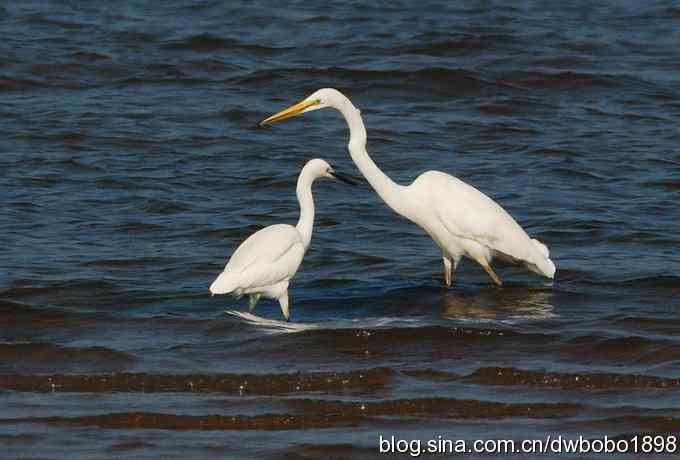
<box><xmin>260</xmin><ymin>88</ymin><xmax>347</xmax><ymax>126</ymax></box>
<box><xmin>304</xmin><ymin>158</ymin><xmax>357</xmax><ymax>185</ymax></box>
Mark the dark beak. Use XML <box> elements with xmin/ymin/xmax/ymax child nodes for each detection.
<box><xmin>330</xmin><ymin>170</ymin><xmax>358</xmax><ymax>185</ymax></box>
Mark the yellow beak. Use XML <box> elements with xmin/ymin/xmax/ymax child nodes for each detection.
<box><xmin>260</xmin><ymin>99</ymin><xmax>320</xmax><ymax>126</ymax></box>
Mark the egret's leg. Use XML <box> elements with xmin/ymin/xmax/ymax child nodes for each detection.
<box><xmin>278</xmin><ymin>291</ymin><xmax>290</xmax><ymax>322</ymax></box>
<box><xmin>442</xmin><ymin>255</ymin><xmax>452</xmax><ymax>288</ymax></box>
<box><xmin>248</xmin><ymin>294</ymin><xmax>261</xmax><ymax>312</ymax></box>
<box><xmin>478</xmin><ymin>259</ymin><xmax>503</xmax><ymax>286</ymax></box>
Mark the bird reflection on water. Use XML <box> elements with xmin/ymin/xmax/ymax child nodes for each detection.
<box><xmin>440</xmin><ymin>286</ymin><xmax>554</xmax><ymax>323</ymax></box>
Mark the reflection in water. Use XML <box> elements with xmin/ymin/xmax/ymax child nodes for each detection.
<box><xmin>225</xmin><ymin>309</ymin><xmax>432</xmax><ymax>334</ymax></box>
<box><xmin>225</xmin><ymin>310</ymin><xmax>322</xmax><ymax>333</ymax></box>
<box><xmin>440</xmin><ymin>287</ymin><xmax>554</xmax><ymax>322</ymax></box>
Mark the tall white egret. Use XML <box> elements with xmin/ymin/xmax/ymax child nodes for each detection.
<box><xmin>209</xmin><ymin>158</ymin><xmax>356</xmax><ymax>320</ymax></box>
<box><xmin>261</xmin><ymin>88</ymin><xmax>555</xmax><ymax>286</ymax></box>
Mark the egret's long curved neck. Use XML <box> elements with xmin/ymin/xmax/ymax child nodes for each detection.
<box><xmin>335</xmin><ymin>98</ymin><xmax>411</xmax><ymax>218</ymax></box>
<box><xmin>295</xmin><ymin>170</ymin><xmax>315</xmax><ymax>249</ymax></box>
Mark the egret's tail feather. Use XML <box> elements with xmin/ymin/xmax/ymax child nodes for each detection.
<box><xmin>209</xmin><ymin>272</ymin><xmax>240</xmax><ymax>295</ymax></box>
<box><xmin>527</xmin><ymin>239</ymin><xmax>555</xmax><ymax>279</ymax></box>
<box><xmin>531</xmin><ymin>239</ymin><xmax>550</xmax><ymax>258</ymax></box>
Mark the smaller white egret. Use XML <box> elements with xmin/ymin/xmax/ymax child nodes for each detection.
<box><xmin>209</xmin><ymin>159</ymin><xmax>356</xmax><ymax>321</ymax></box>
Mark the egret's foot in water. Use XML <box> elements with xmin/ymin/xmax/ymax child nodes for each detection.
<box><xmin>442</xmin><ymin>256</ymin><xmax>452</xmax><ymax>288</ymax></box>
<box><xmin>479</xmin><ymin>259</ymin><xmax>503</xmax><ymax>287</ymax></box>
<box><xmin>278</xmin><ymin>292</ymin><xmax>290</xmax><ymax>322</ymax></box>
<box><xmin>248</xmin><ymin>294</ymin><xmax>261</xmax><ymax>312</ymax></box>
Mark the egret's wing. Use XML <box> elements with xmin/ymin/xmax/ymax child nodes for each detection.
<box><xmin>238</xmin><ymin>242</ymin><xmax>305</xmax><ymax>288</ymax></box>
<box><xmin>423</xmin><ymin>171</ymin><xmax>536</xmax><ymax>262</ymax></box>
<box><xmin>220</xmin><ymin>224</ymin><xmax>306</xmax><ymax>289</ymax></box>
<box><xmin>226</xmin><ymin>224</ymin><xmax>301</xmax><ymax>272</ymax></box>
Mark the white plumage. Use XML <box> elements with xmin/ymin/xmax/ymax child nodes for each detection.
<box><xmin>261</xmin><ymin>88</ymin><xmax>555</xmax><ymax>286</ymax></box>
<box><xmin>210</xmin><ymin>159</ymin><xmax>354</xmax><ymax>320</ymax></box>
